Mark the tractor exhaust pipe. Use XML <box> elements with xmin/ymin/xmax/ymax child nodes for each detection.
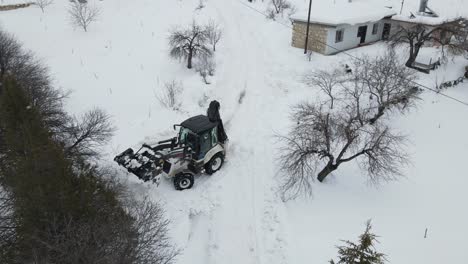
<box><xmin>419</xmin><ymin>0</ymin><xmax>428</xmax><ymax>13</ymax></box>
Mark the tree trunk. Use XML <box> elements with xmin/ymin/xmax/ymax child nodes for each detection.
<box><xmin>317</xmin><ymin>162</ymin><xmax>338</xmax><ymax>182</ymax></box>
<box><xmin>187</xmin><ymin>50</ymin><xmax>193</xmax><ymax>69</ymax></box>
<box><xmin>369</xmin><ymin>106</ymin><xmax>385</xmax><ymax>125</ymax></box>
<box><xmin>405</xmin><ymin>43</ymin><xmax>422</xmax><ymax>68</ymax></box>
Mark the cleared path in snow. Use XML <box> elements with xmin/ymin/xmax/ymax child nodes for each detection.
<box><xmin>177</xmin><ymin>0</ymin><xmax>290</xmax><ymax>264</ymax></box>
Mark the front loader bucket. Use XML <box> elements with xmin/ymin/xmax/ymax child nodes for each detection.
<box><xmin>114</xmin><ymin>146</ymin><xmax>162</xmax><ymax>182</ymax></box>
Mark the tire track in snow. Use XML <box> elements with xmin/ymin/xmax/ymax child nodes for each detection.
<box><xmin>203</xmin><ymin>1</ymin><xmax>289</xmax><ymax>264</ymax></box>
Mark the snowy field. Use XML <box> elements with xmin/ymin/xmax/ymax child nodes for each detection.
<box><xmin>1</xmin><ymin>0</ymin><xmax>468</xmax><ymax>263</ymax></box>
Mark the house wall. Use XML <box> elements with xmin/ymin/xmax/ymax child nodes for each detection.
<box><xmin>324</xmin><ymin>21</ymin><xmax>385</xmax><ymax>55</ymax></box>
<box><xmin>291</xmin><ymin>21</ymin><xmax>329</xmax><ymax>54</ymax></box>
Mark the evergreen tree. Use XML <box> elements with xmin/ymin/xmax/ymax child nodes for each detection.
<box><xmin>330</xmin><ymin>220</ymin><xmax>387</xmax><ymax>264</ymax></box>
<box><xmin>0</xmin><ymin>78</ymin><xmax>133</xmax><ymax>263</ymax></box>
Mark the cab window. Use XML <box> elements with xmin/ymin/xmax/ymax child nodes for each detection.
<box><xmin>211</xmin><ymin>127</ymin><xmax>218</xmax><ymax>146</ymax></box>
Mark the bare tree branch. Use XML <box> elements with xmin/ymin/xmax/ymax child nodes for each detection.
<box><xmin>68</xmin><ymin>1</ymin><xmax>100</xmax><ymax>32</ymax></box>
<box><xmin>205</xmin><ymin>19</ymin><xmax>222</xmax><ymax>52</ymax></box>
<box><xmin>64</xmin><ymin>108</ymin><xmax>115</xmax><ymax>159</ymax></box>
<box><xmin>169</xmin><ymin>22</ymin><xmax>212</xmax><ymax>69</ymax></box>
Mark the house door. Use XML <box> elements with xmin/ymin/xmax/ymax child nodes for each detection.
<box><xmin>382</xmin><ymin>23</ymin><xmax>391</xmax><ymax>40</ymax></box>
<box><xmin>357</xmin><ymin>26</ymin><xmax>368</xmax><ymax>44</ymax></box>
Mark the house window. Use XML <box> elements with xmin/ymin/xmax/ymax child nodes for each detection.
<box><xmin>335</xmin><ymin>29</ymin><xmax>344</xmax><ymax>43</ymax></box>
<box><xmin>372</xmin><ymin>23</ymin><xmax>379</xmax><ymax>35</ymax></box>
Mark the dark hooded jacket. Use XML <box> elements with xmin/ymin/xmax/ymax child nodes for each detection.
<box><xmin>207</xmin><ymin>100</ymin><xmax>228</xmax><ymax>143</ymax></box>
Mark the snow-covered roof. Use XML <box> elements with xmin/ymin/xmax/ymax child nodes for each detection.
<box><xmin>384</xmin><ymin>0</ymin><xmax>468</xmax><ymax>20</ymax></box>
<box><xmin>290</xmin><ymin>1</ymin><xmax>396</xmax><ymax>27</ymax></box>
<box><xmin>391</xmin><ymin>13</ymin><xmax>461</xmax><ymax>26</ymax></box>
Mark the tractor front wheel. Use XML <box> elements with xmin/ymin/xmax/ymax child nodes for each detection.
<box><xmin>205</xmin><ymin>153</ymin><xmax>224</xmax><ymax>175</ymax></box>
<box><xmin>174</xmin><ymin>173</ymin><xmax>194</xmax><ymax>190</ymax></box>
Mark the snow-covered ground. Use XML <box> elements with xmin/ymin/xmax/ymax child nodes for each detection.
<box><xmin>1</xmin><ymin>0</ymin><xmax>468</xmax><ymax>263</ymax></box>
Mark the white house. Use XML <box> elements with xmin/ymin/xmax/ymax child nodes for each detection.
<box><xmin>290</xmin><ymin>1</ymin><xmax>396</xmax><ymax>55</ymax></box>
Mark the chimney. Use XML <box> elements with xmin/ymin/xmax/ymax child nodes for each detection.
<box><xmin>419</xmin><ymin>0</ymin><xmax>428</xmax><ymax>13</ymax></box>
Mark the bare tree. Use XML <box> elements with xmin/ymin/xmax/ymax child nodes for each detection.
<box><xmin>169</xmin><ymin>22</ymin><xmax>212</xmax><ymax>69</ymax></box>
<box><xmin>206</xmin><ymin>19</ymin><xmax>222</xmax><ymax>52</ymax></box>
<box><xmin>390</xmin><ymin>18</ymin><xmax>468</xmax><ymax>68</ymax></box>
<box><xmin>35</xmin><ymin>0</ymin><xmax>54</xmax><ymax>13</ymax></box>
<box><xmin>63</xmin><ymin>108</ymin><xmax>115</xmax><ymax>159</ymax></box>
<box><xmin>23</xmin><ymin>187</ymin><xmax>178</xmax><ymax>264</ymax></box>
<box><xmin>279</xmin><ymin>52</ymin><xmax>415</xmax><ymax>198</ymax></box>
<box><xmin>194</xmin><ymin>56</ymin><xmax>216</xmax><ymax>84</ymax></box>
<box><xmin>304</xmin><ymin>69</ymin><xmax>344</xmax><ymax>109</ymax></box>
<box><xmin>270</xmin><ymin>0</ymin><xmax>291</xmax><ymax>15</ymax></box>
<box><xmin>126</xmin><ymin>197</ymin><xmax>179</xmax><ymax>264</ymax></box>
<box><xmin>68</xmin><ymin>1</ymin><xmax>100</xmax><ymax>32</ymax></box>
<box><xmin>278</xmin><ymin>102</ymin><xmax>409</xmax><ymax>198</ymax></box>
<box><xmin>351</xmin><ymin>51</ymin><xmax>420</xmax><ymax>124</ymax></box>
<box><xmin>156</xmin><ymin>80</ymin><xmax>183</xmax><ymax>110</ymax></box>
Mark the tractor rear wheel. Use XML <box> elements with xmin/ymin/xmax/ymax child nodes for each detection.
<box><xmin>205</xmin><ymin>153</ymin><xmax>224</xmax><ymax>175</ymax></box>
<box><xmin>174</xmin><ymin>173</ymin><xmax>194</xmax><ymax>190</ymax></box>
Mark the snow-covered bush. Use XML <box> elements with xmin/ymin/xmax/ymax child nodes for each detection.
<box><xmin>157</xmin><ymin>80</ymin><xmax>183</xmax><ymax>110</ymax></box>
<box><xmin>68</xmin><ymin>0</ymin><xmax>100</xmax><ymax>32</ymax></box>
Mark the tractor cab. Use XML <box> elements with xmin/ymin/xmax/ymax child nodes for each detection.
<box><xmin>177</xmin><ymin>115</ymin><xmax>220</xmax><ymax>160</ymax></box>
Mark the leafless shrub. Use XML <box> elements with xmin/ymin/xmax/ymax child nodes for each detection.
<box><xmin>157</xmin><ymin>80</ymin><xmax>183</xmax><ymax>110</ymax></box>
<box><xmin>287</xmin><ymin>4</ymin><xmax>297</xmax><ymax>18</ymax></box>
<box><xmin>169</xmin><ymin>22</ymin><xmax>211</xmax><ymax>69</ymax></box>
<box><xmin>68</xmin><ymin>0</ymin><xmax>100</xmax><ymax>32</ymax></box>
<box><xmin>270</xmin><ymin>0</ymin><xmax>291</xmax><ymax>16</ymax></box>
<box><xmin>194</xmin><ymin>56</ymin><xmax>216</xmax><ymax>84</ymax></box>
<box><xmin>23</xmin><ymin>191</ymin><xmax>178</xmax><ymax>264</ymax></box>
<box><xmin>304</xmin><ymin>69</ymin><xmax>344</xmax><ymax>109</ymax></box>
<box><xmin>63</xmin><ymin>108</ymin><xmax>115</xmax><ymax>160</ymax></box>
<box><xmin>266</xmin><ymin>8</ymin><xmax>276</xmax><ymax>20</ymax></box>
<box><xmin>125</xmin><ymin>197</ymin><xmax>179</xmax><ymax>264</ymax></box>
<box><xmin>35</xmin><ymin>0</ymin><xmax>54</xmax><ymax>13</ymax></box>
<box><xmin>279</xmin><ymin>51</ymin><xmax>416</xmax><ymax>199</ymax></box>
<box><xmin>206</xmin><ymin>19</ymin><xmax>222</xmax><ymax>52</ymax></box>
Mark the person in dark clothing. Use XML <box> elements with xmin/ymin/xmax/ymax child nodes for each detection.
<box><xmin>207</xmin><ymin>100</ymin><xmax>228</xmax><ymax>143</ymax></box>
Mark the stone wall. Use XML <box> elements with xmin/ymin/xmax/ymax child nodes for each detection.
<box><xmin>291</xmin><ymin>21</ymin><xmax>329</xmax><ymax>54</ymax></box>
<box><xmin>0</xmin><ymin>3</ymin><xmax>33</xmax><ymax>11</ymax></box>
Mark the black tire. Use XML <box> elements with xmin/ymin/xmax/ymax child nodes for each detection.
<box><xmin>204</xmin><ymin>153</ymin><xmax>224</xmax><ymax>175</ymax></box>
<box><xmin>173</xmin><ymin>173</ymin><xmax>194</xmax><ymax>190</ymax></box>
